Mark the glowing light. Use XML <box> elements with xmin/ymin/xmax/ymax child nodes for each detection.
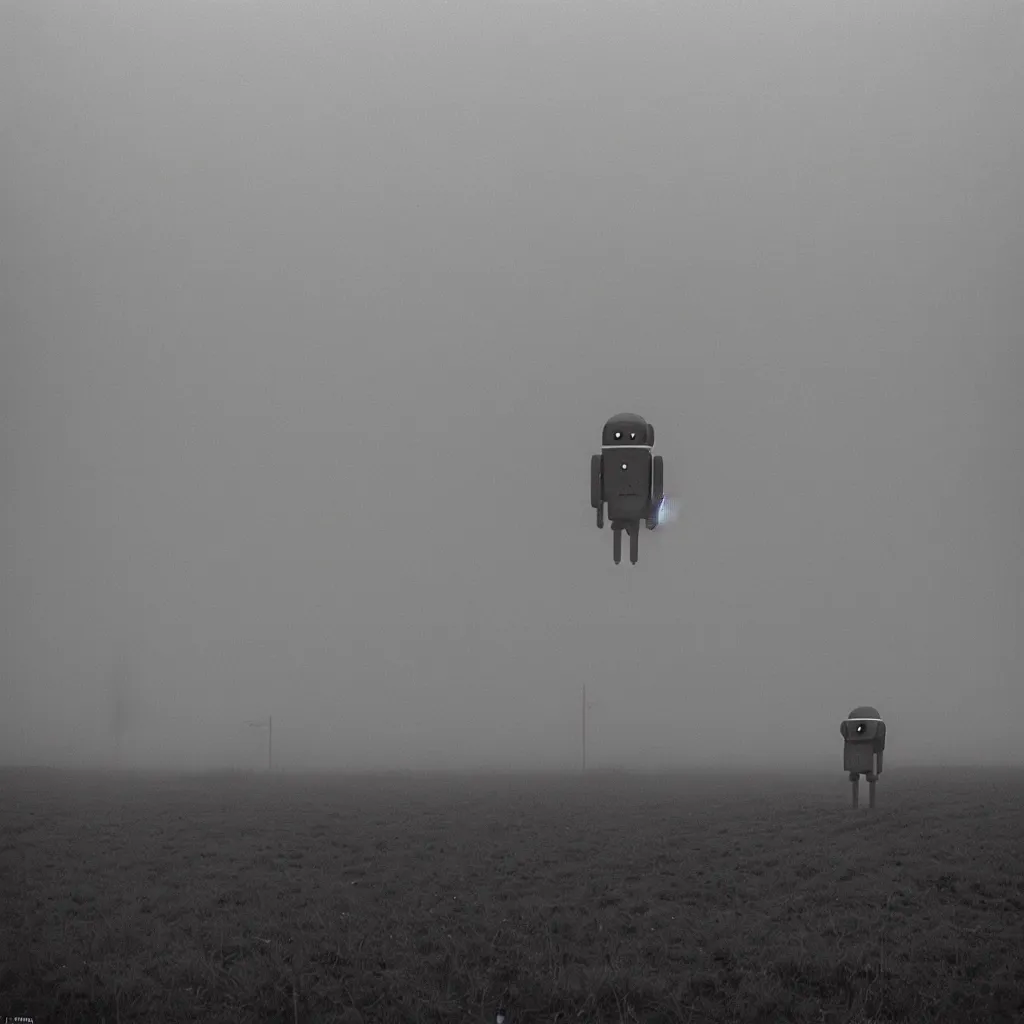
<box><xmin>657</xmin><ymin>497</ymin><xmax>678</xmax><ymax>524</ymax></box>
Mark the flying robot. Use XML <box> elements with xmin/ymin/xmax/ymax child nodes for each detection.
<box><xmin>590</xmin><ymin>412</ymin><xmax>664</xmax><ymax>565</ymax></box>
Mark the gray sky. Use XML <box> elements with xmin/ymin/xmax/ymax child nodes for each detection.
<box><xmin>3</xmin><ymin>0</ymin><xmax>1022</xmax><ymax>771</ymax></box>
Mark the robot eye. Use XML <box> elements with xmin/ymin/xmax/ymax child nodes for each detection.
<box><xmin>614</xmin><ymin>432</ymin><xmax>621</xmax><ymax>439</ymax></box>
<box><xmin>856</xmin><ymin>724</ymin><xmax>865</xmax><ymax>733</ymax></box>
<box><xmin>621</xmin><ymin>463</ymin><xmax>628</xmax><ymax>471</ymax></box>
<box><xmin>630</xmin><ymin>432</ymin><xmax>636</xmax><ymax>439</ymax></box>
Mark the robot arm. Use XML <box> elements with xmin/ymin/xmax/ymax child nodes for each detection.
<box><xmin>591</xmin><ymin>454</ymin><xmax>604</xmax><ymax>528</ymax></box>
<box><xmin>645</xmin><ymin>455</ymin><xmax>665</xmax><ymax>531</ymax></box>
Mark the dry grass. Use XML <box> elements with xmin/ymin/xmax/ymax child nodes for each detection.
<box><xmin>1</xmin><ymin>765</ymin><xmax>1022</xmax><ymax>1023</ymax></box>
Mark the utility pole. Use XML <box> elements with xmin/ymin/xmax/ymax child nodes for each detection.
<box><xmin>246</xmin><ymin>716</ymin><xmax>272</xmax><ymax>770</ymax></box>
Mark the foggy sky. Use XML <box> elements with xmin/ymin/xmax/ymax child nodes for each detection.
<box><xmin>3</xmin><ymin>0</ymin><xmax>1022</xmax><ymax>771</ymax></box>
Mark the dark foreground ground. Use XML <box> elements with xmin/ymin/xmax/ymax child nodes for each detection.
<box><xmin>1</xmin><ymin>766</ymin><xmax>1022</xmax><ymax>1024</ymax></box>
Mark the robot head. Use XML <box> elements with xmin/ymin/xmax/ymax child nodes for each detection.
<box><xmin>602</xmin><ymin>413</ymin><xmax>652</xmax><ymax>447</ymax></box>
<box><xmin>840</xmin><ymin>705</ymin><xmax>885</xmax><ymax>743</ymax></box>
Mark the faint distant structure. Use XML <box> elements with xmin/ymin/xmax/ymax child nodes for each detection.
<box><xmin>840</xmin><ymin>706</ymin><xmax>886</xmax><ymax>808</ymax></box>
<box><xmin>245</xmin><ymin>716</ymin><xmax>273</xmax><ymax>770</ymax></box>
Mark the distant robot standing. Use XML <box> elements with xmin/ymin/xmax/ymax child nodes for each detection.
<box><xmin>841</xmin><ymin>705</ymin><xmax>886</xmax><ymax>808</ymax></box>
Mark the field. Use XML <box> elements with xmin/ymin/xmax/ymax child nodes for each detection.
<box><xmin>1</xmin><ymin>766</ymin><xmax>1022</xmax><ymax>1024</ymax></box>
